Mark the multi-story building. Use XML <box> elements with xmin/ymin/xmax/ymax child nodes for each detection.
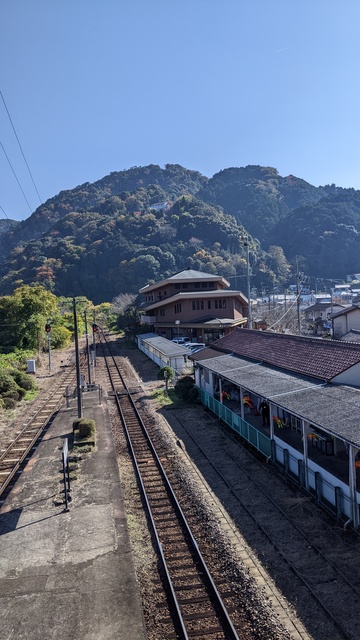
<box><xmin>139</xmin><ymin>268</ymin><xmax>248</xmax><ymax>343</ymax></box>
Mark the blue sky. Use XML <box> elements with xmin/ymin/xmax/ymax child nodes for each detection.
<box><xmin>1</xmin><ymin>0</ymin><xmax>360</xmax><ymax>221</ymax></box>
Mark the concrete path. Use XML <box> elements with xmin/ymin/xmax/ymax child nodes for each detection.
<box><xmin>0</xmin><ymin>392</ymin><xmax>147</xmax><ymax>640</ymax></box>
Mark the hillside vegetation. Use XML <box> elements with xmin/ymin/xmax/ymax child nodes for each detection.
<box><xmin>0</xmin><ymin>163</ymin><xmax>359</xmax><ymax>302</ymax></box>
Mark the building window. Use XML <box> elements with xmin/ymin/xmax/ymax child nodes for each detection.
<box><xmin>201</xmin><ymin>282</ymin><xmax>208</xmax><ymax>288</ymax></box>
<box><xmin>201</xmin><ymin>300</ymin><xmax>204</xmax><ymax>310</ymax></box>
<box><xmin>208</xmin><ymin>300</ymin><xmax>211</xmax><ymax>309</ymax></box>
<box><xmin>175</xmin><ymin>284</ymin><xmax>180</xmax><ymax>289</ymax></box>
<box><xmin>182</xmin><ymin>283</ymin><xmax>188</xmax><ymax>289</ymax></box>
<box><xmin>195</xmin><ymin>283</ymin><xmax>200</xmax><ymax>288</ymax></box>
<box><xmin>196</xmin><ymin>301</ymin><xmax>200</xmax><ymax>310</ymax></box>
<box><xmin>175</xmin><ymin>303</ymin><xmax>182</xmax><ymax>314</ymax></box>
<box><xmin>223</xmin><ymin>300</ymin><xmax>226</xmax><ymax>309</ymax></box>
<box><xmin>291</xmin><ymin>415</ymin><xmax>301</xmax><ymax>433</ymax></box>
<box><xmin>215</xmin><ymin>300</ymin><xmax>218</xmax><ymax>309</ymax></box>
<box><xmin>160</xmin><ymin>308</ymin><xmax>165</xmax><ymax>316</ymax></box>
<box><xmin>235</xmin><ymin>300</ymin><xmax>242</xmax><ymax>312</ymax></box>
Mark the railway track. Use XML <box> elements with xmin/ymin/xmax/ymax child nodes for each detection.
<box><xmin>98</xmin><ymin>331</ymin><xmax>245</xmax><ymax>639</ymax></box>
<box><xmin>99</xmin><ymin>332</ymin><xmax>360</xmax><ymax>640</ymax></box>
<box><xmin>2</xmin><ymin>330</ymin><xmax>358</xmax><ymax>639</ymax></box>
<box><xmin>0</xmin><ymin>360</ymin><xmax>81</xmax><ymax>501</ymax></box>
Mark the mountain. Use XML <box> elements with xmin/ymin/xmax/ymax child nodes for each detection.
<box><xmin>0</xmin><ymin>219</ymin><xmax>19</xmax><ymax>235</ymax></box>
<box><xmin>197</xmin><ymin>166</ymin><xmax>328</xmax><ymax>242</ymax></box>
<box><xmin>0</xmin><ymin>163</ymin><xmax>360</xmax><ymax>302</ymax></box>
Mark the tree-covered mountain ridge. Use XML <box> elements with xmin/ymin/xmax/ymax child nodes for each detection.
<box><xmin>0</xmin><ymin>163</ymin><xmax>359</xmax><ymax>303</ymax></box>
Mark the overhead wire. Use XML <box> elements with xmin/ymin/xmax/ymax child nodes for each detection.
<box><xmin>266</xmin><ymin>293</ymin><xmax>301</xmax><ymax>330</ymax></box>
<box><xmin>0</xmin><ymin>90</ymin><xmax>43</xmax><ymax>216</ymax></box>
<box><xmin>0</xmin><ymin>204</ymin><xmax>11</xmax><ymax>220</ymax></box>
<box><xmin>0</xmin><ymin>203</ymin><xmax>18</xmax><ymax>228</ymax></box>
<box><xmin>0</xmin><ymin>139</ymin><xmax>33</xmax><ymax>213</ymax></box>
<box><xmin>1</xmin><ymin>90</ymin><xmax>42</xmax><ymax>204</ymax></box>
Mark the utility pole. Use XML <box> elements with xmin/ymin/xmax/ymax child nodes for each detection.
<box><xmin>84</xmin><ymin>309</ymin><xmax>91</xmax><ymax>385</ymax></box>
<box><xmin>296</xmin><ymin>259</ymin><xmax>301</xmax><ymax>335</ymax></box>
<box><xmin>242</xmin><ymin>235</ymin><xmax>252</xmax><ymax>329</ymax></box>
<box><xmin>45</xmin><ymin>322</ymin><xmax>52</xmax><ymax>373</ymax></box>
<box><xmin>73</xmin><ymin>297</ymin><xmax>83</xmax><ymax>418</ymax></box>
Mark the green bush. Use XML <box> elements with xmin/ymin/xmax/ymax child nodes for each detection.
<box><xmin>73</xmin><ymin>418</ymin><xmax>96</xmax><ymax>439</ymax></box>
<box><xmin>187</xmin><ymin>386</ymin><xmax>199</xmax><ymax>403</ymax></box>
<box><xmin>3</xmin><ymin>397</ymin><xmax>17</xmax><ymax>409</ymax></box>
<box><xmin>49</xmin><ymin>325</ymin><xmax>72</xmax><ymax>349</ymax></box>
<box><xmin>174</xmin><ymin>375</ymin><xmax>195</xmax><ymax>400</ymax></box>
<box><xmin>11</xmin><ymin>369</ymin><xmax>35</xmax><ymax>392</ymax></box>
<box><xmin>0</xmin><ymin>369</ymin><xmax>22</xmax><ymax>402</ymax></box>
<box><xmin>157</xmin><ymin>366</ymin><xmax>174</xmax><ymax>381</ymax></box>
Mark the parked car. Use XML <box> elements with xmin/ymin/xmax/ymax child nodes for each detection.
<box><xmin>186</xmin><ymin>343</ymin><xmax>206</xmax><ymax>352</ymax></box>
<box><xmin>171</xmin><ymin>337</ymin><xmax>190</xmax><ymax>345</ymax></box>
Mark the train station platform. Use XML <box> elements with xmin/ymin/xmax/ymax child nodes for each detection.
<box><xmin>0</xmin><ymin>391</ymin><xmax>147</xmax><ymax>640</ymax></box>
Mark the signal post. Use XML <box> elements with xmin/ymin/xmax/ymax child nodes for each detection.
<box><xmin>45</xmin><ymin>322</ymin><xmax>51</xmax><ymax>373</ymax></box>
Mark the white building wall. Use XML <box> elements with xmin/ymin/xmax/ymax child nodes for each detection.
<box><xmin>332</xmin><ymin>362</ymin><xmax>360</xmax><ymax>385</ymax></box>
<box><xmin>333</xmin><ymin>315</ymin><xmax>348</xmax><ymax>338</ymax></box>
<box><xmin>347</xmin><ymin>309</ymin><xmax>360</xmax><ymax>330</ymax></box>
<box><xmin>333</xmin><ymin>308</ymin><xmax>360</xmax><ymax>338</ymax></box>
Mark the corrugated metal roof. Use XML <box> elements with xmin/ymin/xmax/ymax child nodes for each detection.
<box><xmin>195</xmin><ymin>352</ymin><xmax>360</xmax><ymax>447</ymax></box>
<box><xmin>137</xmin><ymin>334</ymin><xmax>192</xmax><ymax>356</ymax></box>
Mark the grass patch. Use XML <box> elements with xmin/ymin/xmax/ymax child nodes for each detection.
<box><xmin>73</xmin><ymin>444</ymin><xmax>93</xmax><ymax>453</ymax></box>
<box><xmin>73</xmin><ymin>418</ymin><xmax>96</xmax><ymax>448</ymax></box>
<box><xmin>24</xmin><ymin>388</ymin><xmax>38</xmax><ymax>401</ymax></box>
<box><xmin>152</xmin><ymin>387</ymin><xmax>189</xmax><ymax>409</ymax></box>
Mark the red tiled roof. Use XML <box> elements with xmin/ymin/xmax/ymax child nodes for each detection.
<box><xmin>208</xmin><ymin>328</ymin><xmax>360</xmax><ymax>381</ymax></box>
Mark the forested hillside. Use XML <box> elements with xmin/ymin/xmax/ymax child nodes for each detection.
<box><xmin>0</xmin><ymin>163</ymin><xmax>359</xmax><ymax>303</ymax></box>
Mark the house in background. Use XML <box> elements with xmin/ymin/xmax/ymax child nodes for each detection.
<box><xmin>304</xmin><ymin>301</ymin><xmax>344</xmax><ymax>335</ymax></box>
<box><xmin>139</xmin><ymin>268</ymin><xmax>248</xmax><ymax>343</ymax></box>
<box><xmin>331</xmin><ymin>304</ymin><xmax>360</xmax><ymax>340</ymax></box>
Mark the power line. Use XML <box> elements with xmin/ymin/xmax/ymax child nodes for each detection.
<box><xmin>0</xmin><ymin>90</ymin><xmax>42</xmax><ymax>204</ymax></box>
<box><xmin>0</xmin><ymin>139</ymin><xmax>33</xmax><ymax>213</ymax></box>
<box><xmin>0</xmin><ymin>203</ymin><xmax>18</xmax><ymax>229</ymax></box>
<box><xmin>0</xmin><ymin>203</ymin><xmax>10</xmax><ymax>220</ymax></box>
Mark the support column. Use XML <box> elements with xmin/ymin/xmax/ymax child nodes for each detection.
<box><xmin>349</xmin><ymin>445</ymin><xmax>359</xmax><ymax>529</ymax></box>
<box><xmin>284</xmin><ymin>449</ymin><xmax>289</xmax><ymax>475</ymax></box>
<box><xmin>298</xmin><ymin>460</ymin><xmax>305</xmax><ymax>487</ymax></box>
<box><xmin>268</xmin><ymin>402</ymin><xmax>274</xmax><ymax>439</ymax></box>
<box><xmin>315</xmin><ymin>471</ymin><xmax>322</xmax><ymax>503</ymax></box>
<box><xmin>302</xmin><ymin>421</ymin><xmax>311</xmax><ymax>490</ymax></box>
<box><xmin>240</xmin><ymin>387</ymin><xmax>245</xmax><ymax>420</ymax></box>
<box><xmin>335</xmin><ymin>486</ymin><xmax>343</xmax><ymax>522</ymax></box>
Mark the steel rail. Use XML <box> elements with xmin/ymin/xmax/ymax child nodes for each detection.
<box><xmin>0</xmin><ymin>361</ymin><xmax>81</xmax><ymax>499</ymax></box>
<box><xmin>98</xmin><ymin>331</ymin><xmax>241</xmax><ymax>640</ymax></box>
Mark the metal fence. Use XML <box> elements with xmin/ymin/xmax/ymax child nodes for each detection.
<box><xmin>196</xmin><ymin>386</ymin><xmax>355</xmax><ymax>525</ymax></box>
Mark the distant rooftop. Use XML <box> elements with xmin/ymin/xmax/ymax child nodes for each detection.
<box><xmin>139</xmin><ymin>268</ymin><xmax>230</xmax><ymax>293</ymax></box>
